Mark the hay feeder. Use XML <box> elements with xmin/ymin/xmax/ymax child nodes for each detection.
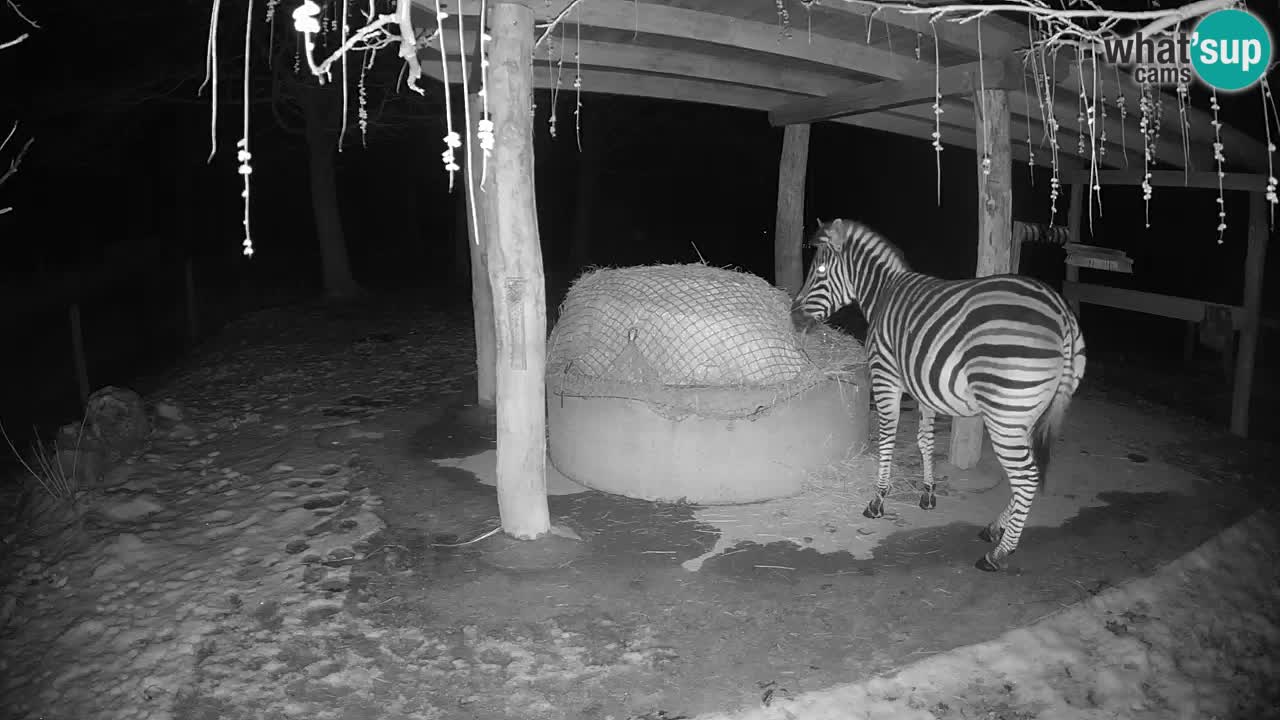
<box><xmin>546</xmin><ymin>264</ymin><xmax>869</xmax><ymax>505</ymax></box>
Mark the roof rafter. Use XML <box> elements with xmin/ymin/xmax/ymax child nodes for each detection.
<box><xmin>810</xmin><ymin>0</ymin><xmax>1025</xmax><ymax>58</ymax></box>
<box><xmin>769</xmin><ymin>56</ymin><xmax>1036</xmax><ymax>126</ymax></box>
<box><xmin>445</xmin><ymin>0</ymin><xmax>919</xmax><ymax>81</ymax></box>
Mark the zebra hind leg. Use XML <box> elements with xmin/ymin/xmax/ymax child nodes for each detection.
<box><xmin>977</xmin><ymin>506</ymin><xmax>1011</xmax><ymax>545</ymax></box>
<box><xmin>976</xmin><ymin>428</ymin><xmax>1043</xmax><ymax>571</ymax></box>
<box><xmin>976</xmin><ymin>476</ymin><xmax>1038</xmax><ymax>572</ymax></box>
<box><xmin>916</xmin><ymin>406</ymin><xmax>938</xmax><ymax>509</ymax></box>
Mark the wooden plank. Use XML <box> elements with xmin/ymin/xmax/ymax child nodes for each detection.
<box><xmin>774</xmin><ymin>123</ymin><xmax>810</xmax><ymax>296</ymax></box>
<box><xmin>950</xmin><ymin>87</ymin><xmax>1012</xmax><ymax>470</ymax></box>
<box><xmin>434</xmin><ymin>30</ymin><xmax>854</xmax><ymax>98</ymax></box>
<box><xmin>437</xmin><ymin>30</ymin><xmax>1137</xmax><ymax>171</ymax></box>
<box><xmin>448</xmin><ymin>0</ymin><xmax>918</xmax><ymax>81</ymax></box>
<box><xmin>428</xmin><ymin>51</ymin><xmax>1115</xmax><ymax>173</ymax></box>
<box><xmin>1231</xmin><ymin>192</ymin><xmax>1269</xmax><ymax>437</ymax></box>
<box><xmin>1064</xmin><ymin>281</ymin><xmax>1245</xmax><ymax>326</ymax></box>
<box><xmin>769</xmin><ymin>57</ymin><xmax>1023</xmax><ymax>126</ymax></box>
<box><xmin>484</xmin><ymin>0</ymin><xmax>551</xmax><ymax>539</ymax></box>
<box><xmin>1061</xmin><ymin>168</ymin><xmax>1271</xmax><ymax>192</ymax></box>
<box><xmin>811</xmin><ymin>0</ymin><xmax>1025</xmax><ymax>58</ymax></box>
<box><xmin>1065</xmin><ymin>255</ymin><xmax>1133</xmax><ymax>273</ymax></box>
<box><xmin>421</xmin><ymin>59</ymin><xmax>1049</xmax><ymax>166</ymax></box>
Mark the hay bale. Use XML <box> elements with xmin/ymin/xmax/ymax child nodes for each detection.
<box><xmin>548</xmin><ymin>264</ymin><xmax>810</xmax><ymax>387</ymax></box>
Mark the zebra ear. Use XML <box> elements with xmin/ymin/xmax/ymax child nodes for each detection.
<box><xmin>823</xmin><ymin>218</ymin><xmax>849</xmax><ymax>249</ymax></box>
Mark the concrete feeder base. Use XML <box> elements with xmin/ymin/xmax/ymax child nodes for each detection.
<box><xmin>547</xmin><ymin>371</ymin><xmax>869</xmax><ymax>505</ymax></box>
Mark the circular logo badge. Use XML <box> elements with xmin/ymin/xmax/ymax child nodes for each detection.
<box><xmin>1191</xmin><ymin>9</ymin><xmax>1273</xmax><ymax>92</ymax></box>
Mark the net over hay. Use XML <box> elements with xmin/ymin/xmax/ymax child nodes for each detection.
<box><xmin>549</xmin><ymin>264</ymin><xmax>850</xmax><ymax>386</ymax></box>
<box><xmin>547</xmin><ymin>264</ymin><xmax>865</xmax><ymax>419</ymax></box>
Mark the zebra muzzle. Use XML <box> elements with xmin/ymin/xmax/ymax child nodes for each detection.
<box><xmin>790</xmin><ymin>307</ymin><xmax>820</xmax><ymax>332</ymax></box>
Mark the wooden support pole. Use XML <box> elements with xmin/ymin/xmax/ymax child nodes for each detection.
<box><xmin>950</xmin><ymin>88</ymin><xmax>1012</xmax><ymax>470</ymax></box>
<box><xmin>1064</xmin><ymin>182</ymin><xmax>1085</xmax><ymax>316</ymax></box>
<box><xmin>465</xmin><ymin>93</ymin><xmax>497</xmax><ymax>409</ymax></box>
<box><xmin>69</xmin><ymin>303</ymin><xmax>89</xmax><ymax>404</ymax></box>
<box><xmin>1231</xmin><ymin>192</ymin><xmax>1269</xmax><ymax>437</ymax></box>
<box><xmin>483</xmin><ymin>0</ymin><xmax>551</xmax><ymax>539</ymax></box>
<box><xmin>774</xmin><ymin>123</ymin><xmax>810</xmax><ymax>296</ymax></box>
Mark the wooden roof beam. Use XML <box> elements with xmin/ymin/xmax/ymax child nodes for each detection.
<box><xmin>769</xmin><ymin>56</ymin><xmax>1068</xmax><ymax>126</ymax></box>
<box><xmin>445</xmin><ymin>0</ymin><xmax>919</xmax><ymax>81</ymax></box>
<box><xmin>430</xmin><ymin>29</ymin><xmax>855</xmax><ymax>98</ymax></box>
<box><xmin>810</xmin><ymin>0</ymin><xmax>1026</xmax><ymax>58</ymax></box>
<box><xmin>419</xmin><ymin>57</ymin><xmax>1045</xmax><ymax>167</ymax></box>
<box><xmin>1060</xmin><ymin>168</ymin><xmax>1271</xmax><ymax>192</ymax></box>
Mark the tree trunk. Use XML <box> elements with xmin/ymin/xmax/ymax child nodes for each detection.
<box><xmin>773</xmin><ymin>123</ymin><xmax>810</xmax><ymax>296</ymax></box>
<box><xmin>483</xmin><ymin>0</ymin><xmax>550</xmax><ymax>539</ymax></box>
<box><xmin>465</xmin><ymin>93</ymin><xmax>497</xmax><ymax>409</ymax></box>
<box><xmin>302</xmin><ymin>97</ymin><xmax>362</xmax><ymax>300</ymax></box>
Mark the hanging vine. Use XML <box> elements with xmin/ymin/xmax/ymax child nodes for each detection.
<box><xmin>200</xmin><ymin>0</ymin><xmax>1274</xmax><ymax>257</ymax></box>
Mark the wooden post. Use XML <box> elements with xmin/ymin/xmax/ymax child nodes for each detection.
<box><xmin>1064</xmin><ymin>181</ymin><xmax>1085</xmax><ymax>316</ymax></box>
<box><xmin>950</xmin><ymin>88</ymin><xmax>1012</xmax><ymax>470</ymax></box>
<box><xmin>482</xmin><ymin>0</ymin><xmax>551</xmax><ymax>540</ymax></box>
<box><xmin>466</xmin><ymin>93</ymin><xmax>497</xmax><ymax>409</ymax></box>
<box><xmin>774</xmin><ymin>123</ymin><xmax>810</xmax><ymax>296</ymax></box>
<box><xmin>1231</xmin><ymin>192</ymin><xmax>1269</xmax><ymax>437</ymax></box>
<box><xmin>69</xmin><ymin>303</ymin><xmax>89</xmax><ymax>404</ymax></box>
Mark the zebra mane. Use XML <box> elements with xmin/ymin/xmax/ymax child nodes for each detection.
<box><xmin>812</xmin><ymin>218</ymin><xmax>911</xmax><ymax>272</ymax></box>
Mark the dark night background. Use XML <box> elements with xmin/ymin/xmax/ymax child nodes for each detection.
<box><xmin>2</xmin><ymin>0</ymin><xmax>1278</xmax><ymax>452</ymax></box>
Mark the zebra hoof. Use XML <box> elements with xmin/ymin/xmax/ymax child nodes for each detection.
<box><xmin>863</xmin><ymin>498</ymin><xmax>884</xmax><ymax>519</ymax></box>
<box><xmin>978</xmin><ymin>525</ymin><xmax>1004</xmax><ymax>544</ymax></box>
<box><xmin>919</xmin><ymin>492</ymin><xmax>936</xmax><ymax>510</ymax></box>
<box><xmin>975</xmin><ymin>552</ymin><xmax>1003</xmax><ymax>572</ymax></box>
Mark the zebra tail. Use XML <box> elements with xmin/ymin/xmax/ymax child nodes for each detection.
<box><xmin>1032</xmin><ymin>320</ymin><xmax>1086</xmax><ymax>489</ymax></box>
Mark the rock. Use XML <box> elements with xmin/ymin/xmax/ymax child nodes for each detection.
<box><xmin>101</xmin><ymin>463</ymin><xmax>135</xmax><ymax>487</ymax></box>
<box><xmin>55</xmin><ymin>448</ymin><xmax>104</xmax><ymax>489</ymax></box>
<box><xmin>86</xmin><ymin>386</ymin><xmax>152</xmax><ymax>461</ymax></box>
<box><xmin>166</xmin><ymin>423</ymin><xmax>198</xmax><ymax>440</ymax></box>
<box><xmin>97</xmin><ymin>495</ymin><xmax>164</xmax><ymax>522</ymax></box>
<box><xmin>153</xmin><ymin>400</ymin><xmax>185</xmax><ymax>423</ymax></box>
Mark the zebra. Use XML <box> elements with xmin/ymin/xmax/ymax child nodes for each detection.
<box><xmin>791</xmin><ymin>219</ymin><xmax>1086</xmax><ymax>571</ymax></box>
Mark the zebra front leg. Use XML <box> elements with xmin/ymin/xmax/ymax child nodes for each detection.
<box><xmin>864</xmin><ymin>370</ymin><xmax>902</xmax><ymax>520</ymax></box>
<box><xmin>917</xmin><ymin>406</ymin><xmax>937</xmax><ymax>510</ymax></box>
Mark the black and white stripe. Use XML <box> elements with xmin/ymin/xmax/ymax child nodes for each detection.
<box><xmin>791</xmin><ymin>219</ymin><xmax>1086</xmax><ymax>572</ymax></box>
<box><xmin>1013</xmin><ymin>221</ymin><xmax>1071</xmax><ymax>247</ymax></box>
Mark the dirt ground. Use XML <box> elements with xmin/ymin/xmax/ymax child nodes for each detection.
<box><xmin>1</xmin><ymin>291</ymin><xmax>1277</xmax><ymax>720</ymax></box>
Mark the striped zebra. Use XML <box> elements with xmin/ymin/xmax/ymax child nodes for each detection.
<box><xmin>791</xmin><ymin>219</ymin><xmax>1086</xmax><ymax>572</ymax></box>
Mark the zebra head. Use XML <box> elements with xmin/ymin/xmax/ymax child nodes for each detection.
<box><xmin>790</xmin><ymin>218</ymin><xmax>908</xmax><ymax>331</ymax></box>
